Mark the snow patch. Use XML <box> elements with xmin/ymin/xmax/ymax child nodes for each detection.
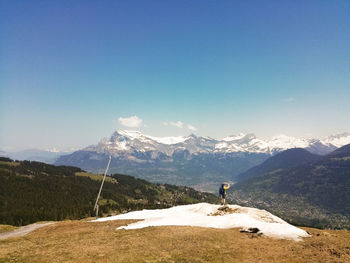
<box><xmin>222</xmin><ymin>133</ymin><xmax>247</xmax><ymax>142</ymax></box>
<box><xmin>268</xmin><ymin>134</ymin><xmax>309</xmax><ymax>150</ymax></box>
<box><xmin>93</xmin><ymin>203</ymin><xmax>310</xmax><ymax>241</ymax></box>
<box><xmin>147</xmin><ymin>135</ymin><xmax>187</xmax><ymax>145</ymax></box>
<box><xmin>118</xmin><ymin>130</ymin><xmax>186</xmax><ymax>145</ymax></box>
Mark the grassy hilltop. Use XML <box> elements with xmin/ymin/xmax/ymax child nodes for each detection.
<box><xmin>0</xmin><ymin>220</ymin><xmax>350</xmax><ymax>262</ymax></box>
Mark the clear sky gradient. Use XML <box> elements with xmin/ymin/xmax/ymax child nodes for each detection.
<box><xmin>1</xmin><ymin>0</ymin><xmax>349</xmax><ymax>151</ymax></box>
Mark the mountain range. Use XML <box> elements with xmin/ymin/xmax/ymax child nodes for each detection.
<box><xmin>230</xmin><ymin>144</ymin><xmax>350</xmax><ymax>229</ymax></box>
<box><xmin>54</xmin><ymin>131</ymin><xmax>350</xmax><ymax>192</ymax></box>
<box><xmin>76</xmin><ymin>130</ymin><xmax>349</xmax><ymax>155</ymax></box>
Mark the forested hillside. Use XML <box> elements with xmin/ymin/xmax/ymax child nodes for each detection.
<box><xmin>235</xmin><ymin>148</ymin><xmax>321</xmax><ymax>181</ymax></box>
<box><xmin>0</xmin><ymin>157</ymin><xmax>216</xmax><ymax>226</ymax></box>
<box><xmin>229</xmin><ymin>145</ymin><xmax>350</xmax><ymax>229</ymax></box>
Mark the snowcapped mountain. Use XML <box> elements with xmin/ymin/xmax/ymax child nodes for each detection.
<box><xmin>83</xmin><ymin>130</ymin><xmax>349</xmax><ymax>156</ymax></box>
<box><xmin>84</xmin><ymin>130</ymin><xmax>218</xmax><ymax>157</ymax></box>
<box><xmin>55</xmin><ymin>131</ymin><xmax>350</xmax><ymax>191</ymax></box>
<box><xmin>320</xmin><ymin>132</ymin><xmax>350</xmax><ymax>148</ymax></box>
<box><xmin>215</xmin><ymin>133</ymin><xmax>350</xmax><ymax>155</ymax></box>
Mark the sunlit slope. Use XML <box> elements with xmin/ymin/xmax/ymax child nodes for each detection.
<box><xmin>0</xmin><ymin>158</ymin><xmax>216</xmax><ymax>226</ymax></box>
<box><xmin>0</xmin><ymin>220</ymin><xmax>349</xmax><ymax>262</ymax></box>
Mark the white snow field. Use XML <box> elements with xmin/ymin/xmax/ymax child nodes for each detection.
<box><xmin>93</xmin><ymin>203</ymin><xmax>310</xmax><ymax>241</ymax></box>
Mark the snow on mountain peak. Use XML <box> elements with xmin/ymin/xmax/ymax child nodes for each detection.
<box><xmin>222</xmin><ymin>133</ymin><xmax>247</xmax><ymax>141</ymax></box>
<box><xmin>269</xmin><ymin>134</ymin><xmax>309</xmax><ymax>149</ymax></box>
<box><xmin>148</xmin><ymin>135</ymin><xmax>187</xmax><ymax>145</ymax></box>
<box><xmin>117</xmin><ymin>130</ymin><xmax>143</xmax><ymax>139</ymax></box>
<box><xmin>46</xmin><ymin>148</ymin><xmax>60</xmax><ymax>153</ymax></box>
<box><xmin>322</xmin><ymin>132</ymin><xmax>350</xmax><ymax>148</ymax></box>
<box><xmin>89</xmin><ymin>130</ymin><xmax>350</xmax><ymax>156</ymax></box>
<box><xmin>271</xmin><ymin>134</ymin><xmax>291</xmax><ymax>139</ymax></box>
<box><xmin>113</xmin><ymin>130</ymin><xmax>185</xmax><ymax>145</ymax></box>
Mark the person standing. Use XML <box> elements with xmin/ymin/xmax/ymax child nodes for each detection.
<box><xmin>219</xmin><ymin>183</ymin><xmax>230</xmax><ymax>205</ymax></box>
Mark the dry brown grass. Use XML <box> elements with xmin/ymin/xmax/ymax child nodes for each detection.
<box><xmin>0</xmin><ymin>220</ymin><xmax>349</xmax><ymax>263</ymax></box>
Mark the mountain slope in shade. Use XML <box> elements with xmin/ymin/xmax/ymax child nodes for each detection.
<box><xmin>229</xmin><ymin>144</ymin><xmax>350</xmax><ymax>229</ymax></box>
<box><xmin>326</xmin><ymin>143</ymin><xmax>350</xmax><ymax>158</ymax></box>
<box><xmin>236</xmin><ymin>148</ymin><xmax>322</xmax><ymax>181</ymax></box>
<box><xmin>55</xmin><ymin>150</ymin><xmax>269</xmax><ymax>192</ymax></box>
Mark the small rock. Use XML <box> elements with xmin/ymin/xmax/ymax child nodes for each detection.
<box><xmin>240</xmin><ymin>227</ymin><xmax>260</xmax><ymax>234</ymax></box>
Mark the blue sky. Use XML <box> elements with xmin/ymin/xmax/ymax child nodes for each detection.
<box><xmin>1</xmin><ymin>0</ymin><xmax>349</xmax><ymax>151</ymax></box>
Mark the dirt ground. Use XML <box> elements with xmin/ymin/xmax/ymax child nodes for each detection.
<box><xmin>0</xmin><ymin>220</ymin><xmax>349</xmax><ymax>262</ymax></box>
<box><xmin>0</xmin><ymin>223</ymin><xmax>54</xmax><ymax>240</ymax></box>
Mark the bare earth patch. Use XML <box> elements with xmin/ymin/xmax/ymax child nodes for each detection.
<box><xmin>209</xmin><ymin>205</ymin><xmax>279</xmax><ymax>224</ymax></box>
<box><xmin>0</xmin><ymin>226</ymin><xmax>18</xmax><ymax>234</ymax></box>
<box><xmin>0</xmin><ymin>220</ymin><xmax>349</xmax><ymax>262</ymax></box>
<box><xmin>209</xmin><ymin>205</ymin><xmax>241</xmax><ymax>216</ymax></box>
<box><xmin>0</xmin><ymin>223</ymin><xmax>54</xmax><ymax>240</ymax></box>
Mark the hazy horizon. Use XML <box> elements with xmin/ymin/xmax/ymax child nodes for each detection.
<box><xmin>1</xmin><ymin>0</ymin><xmax>349</xmax><ymax>151</ymax></box>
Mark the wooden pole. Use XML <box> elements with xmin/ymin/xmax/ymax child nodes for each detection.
<box><xmin>94</xmin><ymin>155</ymin><xmax>112</xmax><ymax>217</ymax></box>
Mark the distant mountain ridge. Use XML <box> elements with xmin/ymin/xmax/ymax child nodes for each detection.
<box><xmin>2</xmin><ymin>149</ymin><xmax>74</xmax><ymax>164</ymax></box>
<box><xmin>54</xmin><ymin>131</ymin><xmax>350</xmax><ymax>192</ymax></box>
